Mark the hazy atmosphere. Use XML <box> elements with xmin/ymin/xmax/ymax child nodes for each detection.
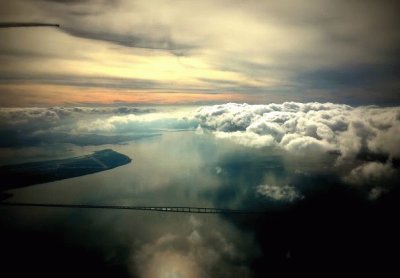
<box><xmin>1</xmin><ymin>1</ymin><xmax>399</xmax><ymax>277</ymax></box>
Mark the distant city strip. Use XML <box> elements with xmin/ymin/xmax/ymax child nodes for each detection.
<box><xmin>0</xmin><ymin>202</ymin><xmax>265</xmax><ymax>214</ymax></box>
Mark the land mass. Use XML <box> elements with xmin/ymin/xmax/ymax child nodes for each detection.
<box><xmin>0</xmin><ymin>149</ymin><xmax>132</xmax><ymax>190</ymax></box>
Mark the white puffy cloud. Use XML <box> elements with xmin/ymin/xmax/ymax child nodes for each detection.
<box><xmin>247</xmin><ymin>119</ymin><xmax>285</xmax><ymax>141</ymax></box>
<box><xmin>257</xmin><ymin>184</ymin><xmax>302</xmax><ymax>202</ymax></box>
<box><xmin>196</xmin><ymin>102</ymin><xmax>400</xmax><ymax>198</ymax></box>
<box><xmin>344</xmin><ymin>162</ymin><xmax>395</xmax><ymax>186</ymax></box>
<box><xmin>214</xmin><ymin>131</ymin><xmax>276</xmax><ymax>148</ymax></box>
<box><xmin>74</xmin><ymin>110</ymin><xmax>197</xmax><ymax>133</ymax></box>
<box><xmin>343</xmin><ymin>161</ymin><xmax>398</xmax><ymax>199</ymax></box>
<box><xmin>280</xmin><ymin>133</ymin><xmax>335</xmax><ymax>154</ymax></box>
<box><xmin>195</xmin><ymin>102</ymin><xmax>400</xmax><ymax>160</ymax></box>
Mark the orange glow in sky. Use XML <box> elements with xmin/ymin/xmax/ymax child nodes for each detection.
<box><xmin>0</xmin><ymin>84</ymin><xmax>252</xmax><ymax>107</ymax></box>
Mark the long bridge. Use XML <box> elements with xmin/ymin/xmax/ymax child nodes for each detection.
<box><xmin>0</xmin><ymin>202</ymin><xmax>264</xmax><ymax>214</ymax></box>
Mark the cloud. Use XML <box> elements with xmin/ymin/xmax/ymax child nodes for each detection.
<box><xmin>196</xmin><ymin>102</ymin><xmax>400</xmax><ymax>198</ymax></box>
<box><xmin>257</xmin><ymin>184</ymin><xmax>302</xmax><ymax>202</ymax></box>
<box><xmin>0</xmin><ymin>106</ymin><xmax>155</xmax><ymax>122</ymax></box>
<box><xmin>280</xmin><ymin>134</ymin><xmax>335</xmax><ymax>154</ymax></box>
<box><xmin>1</xmin><ymin>0</ymin><xmax>400</xmax><ymax>103</ymax></box>
<box><xmin>195</xmin><ymin>102</ymin><xmax>400</xmax><ymax>160</ymax></box>
<box><xmin>214</xmin><ymin>131</ymin><xmax>276</xmax><ymax>148</ymax></box>
<box><xmin>0</xmin><ymin>107</ymin><xmax>65</xmax><ymax>121</ymax></box>
<box><xmin>73</xmin><ymin>110</ymin><xmax>197</xmax><ymax>133</ymax></box>
<box><xmin>344</xmin><ymin>162</ymin><xmax>395</xmax><ymax>186</ymax></box>
<box><xmin>0</xmin><ymin>106</ymin><xmax>157</xmax><ymax>132</ymax></box>
<box><xmin>368</xmin><ymin>187</ymin><xmax>387</xmax><ymax>200</ymax></box>
<box><xmin>1</xmin><ymin>103</ymin><xmax>398</xmax><ymax>199</ymax></box>
<box><xmin>132</xmin><ymin>216</ymin><xmax>254</xmax><ymax>278</ymax></box>
<box><xmin>367</xmin><ymin>125</ymin><xmax>400</xmax><ymax>159</ymax></box>
<box><xmin>3</xmin><ymin>102</ymin><xmax>399</xmax><ymax>162</ymax></box>
<box><xmin>343</xmin><ymin>161</ymin><xmax>397</xmax><ymax>199</ymax></box>
<box><xmin>0</xmin><ymin>106</ymin><xmax>162</xmax><ymax>146</ymax></box>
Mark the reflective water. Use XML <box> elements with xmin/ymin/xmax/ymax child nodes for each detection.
<box><xmin>0</xmin><ymin>130</ymin><xmax>396</xmax><ymax>277</ymax></box>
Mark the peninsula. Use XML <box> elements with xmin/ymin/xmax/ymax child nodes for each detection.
<box><xmin>0</xmin><ymin>149</ymin><xmax>132</xmax><ymax>190</ymax></box>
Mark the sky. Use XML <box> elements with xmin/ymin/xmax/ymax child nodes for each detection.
<box><xmin>1</xmin><ymin>1</ymin><xmax>400</xmax><ymax>277</ymax></box>
<box><xmin>1</xmin><ymin>0</ymin><xmax>400</xmax><ymax>106</ymax></box>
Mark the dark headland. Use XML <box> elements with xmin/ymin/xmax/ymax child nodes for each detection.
<box><xmin>0</xmin><ymin>149</ymin><xmax>132</xmax><ymax>190</ymax></box>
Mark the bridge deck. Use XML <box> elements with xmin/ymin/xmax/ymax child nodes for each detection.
<box><xmin>0</xmin><ymin>202</ymin><xmax>264</xmax><ymax>214</ymax></box>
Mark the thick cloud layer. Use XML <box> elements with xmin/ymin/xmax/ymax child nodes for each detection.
<box><xmin>195</xmin><ymin>102</ymin><xmax>400</xmax><ymax>159</ymax></box>
<box><xmin>0</xmin><ymin>106</ymin><xmax>161</xmax><ymax>147</ymax></box>
<box><xmin>0</xmin><ymin>106</ymin><xmax>156</xmax><ymax>127</ymax></box>
<box><xmin>1</xmin><ymin>102</ymin><xmax>399</xmax><ymax>198</ymax></box>
<box><xmin>195</xmin><ymin>102</ymin><xmax>400</xmax><ymax>197</ymax></box>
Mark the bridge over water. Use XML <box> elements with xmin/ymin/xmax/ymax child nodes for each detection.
<box><xmin>0</xmin><ymin>202</ymin><xmax>265</xmax><ymax>214</ymax></box>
